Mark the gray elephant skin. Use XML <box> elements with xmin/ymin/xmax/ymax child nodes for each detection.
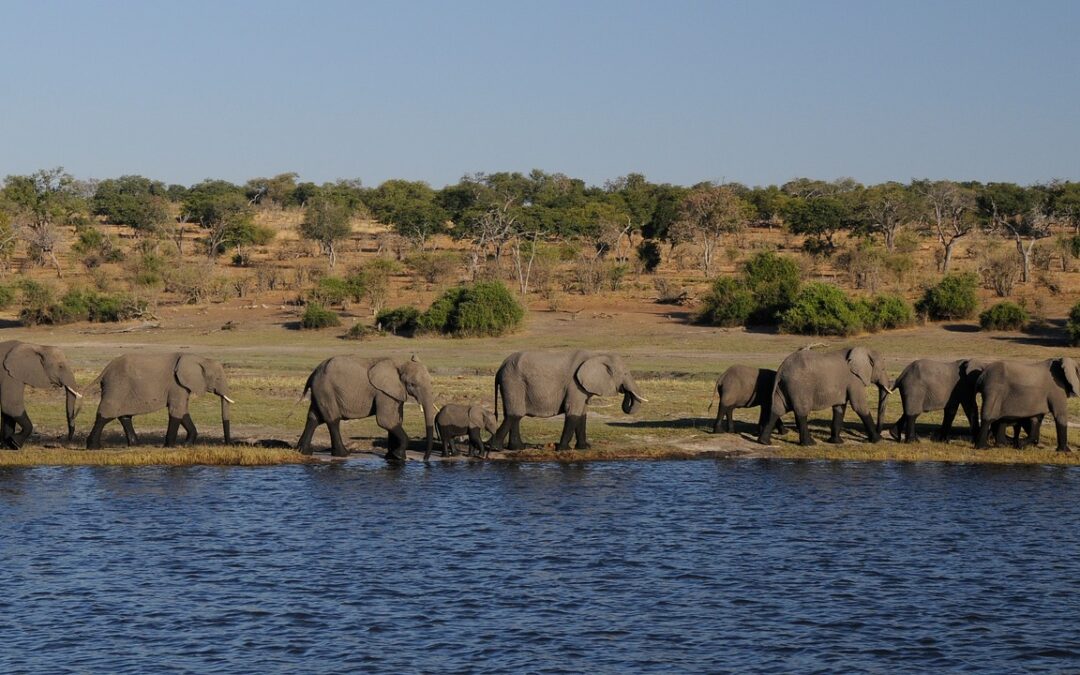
<box><xmin>298</xmin><ymin>355</ymin><xmax>435</xmax><ymax>461</ymax></box>
<box><xmin>0</xmin><ymin>340</ymin><xmax>82</xmax><ymax>448</ymax></box>
<box><xmin>491</xmin><ymin>350</ymin><xmax>646</xmax><ymax>451</ymax></box>
<box><xmin>433</xmin><ymin>403</ymin><xmax>497</xmax><ymax>460</ymax></box>
<box><xmin>85</xmin><ymin>353</ymin><xmax>233</xmax><ymax>449</ymax></box>
<box><xmin>976</xmin><ymin>358</ymin><xmax>1080</xmax><ymax>452</ymax></box>
<box><xmin>712</xmin><ymin>365</ymin><xmax>785</xmax><ymax>435</ymax></box>
<box><xmin>758</xmin><ymin>346</ymin><xmax>892</xmax><ymax>446</ymax></box>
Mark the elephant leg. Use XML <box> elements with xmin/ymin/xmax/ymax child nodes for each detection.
<box><xmin>905</xmin><ymin>413</ymin><xmax>919</xmax><ymax>443</ymax></box>
<box><xmin>992</xmin><ymin>420</ymin><xmax>1009</xmax><ymax>447</ymax></box>
<box><xmin>297</xmin><ymin>406</ymin><xmax>321</xmax><ymax>455</ymax></box>
<box><xmin>795</xmin><ymin>413</ymin><xmax>814</xmax><ymax>446</ymax></box>
<box><xmin>9</xmin><ymin>413</ymin><xmax>33</xmax><ymax>449</ymax></box>
<box><xmin>1054</xmin><ymin>418</ymin><xmax>1070</xmax><ymax>453</ymax></box>
<box><xmin>937</xmin><ymin>401</ymin><xmax>960</xmax><ymax>441</ymax></box>
<box><xmin>431</xmin><ymin>434</ymin><xmax>449</xmax><ymax>461</ymax></box>
<box><xmin>889</xmin><ymin>414</ymin><xmax>905</xmax><ymax>442</ymax></box>
<box><xmin>165</xmin><ymin>417</ymin><xmax>181</xmax><ymax>448</ymax></box>
<box><xmin>508</xmin><ymin>417</ymin><xmax>525</xmax><ymax>451</ymax></box>
<box><xmin>87</xmin><ymin>414</ymin><xmax>112</xmax><ymax>450</ymax></box>
<box><xmin>119</xmin><ymin>416</ymin><xmax>139</xmax><ymax>447</ymax></box>
<box><xmin>181</xmin><ymin>414</ymin><xmax>198</xmax><ymax>446</ymax></box>
<box><xmin>1030</xmin><ymin>416</ymin><xmax>1044</xmax><ymax>447</ymax></box>
<box><xmin>757</xmin><ymin>412</ymin><xmax>779</xmax><ymax>445</ymax></box>
<box><xmin>384</xmin><ymin>425</ymin><xmax>408</xmax><ymax>462</ymax></box>
<box><xmin>713</xmin><ymin>405</ymin><xmax>727</xmax><ymax>434</ymax></box>
<box><xmin>328</xmin><ymin>419</ymin><xmax>350</xmax><ymax>458</ymax></box>
<box><xmin>468</xmin><ymin>428</ymin><xmax>484</xmax><ymax>457</ymax></box>
<box><xmin>556</xmin><ymin>415</ymin><xmax>577</xmax><ymax>451</ymax></box>
<box><xmin>975</xmin><ymin>419</ymin><xmax>992</xmax><ymax>449</ymax></box>
<box><xmin>827</xmin><ymin>405</ymin><xmax>845</xmax><ymax>444</ymax></box>
<box><xmin>0</xmin><ymin>413</ymin><xmax>15</xmax><ymax>449</ymax></box>
<box><xmin>574</xmin><ymin>413</ymin><xmax>590</xmax><ymax>450</ymax></box>
<box><xmin>491</xmin><ymin>416</ymin><xmax>515</xmax><ymax>451</ymax></box>
<box><xmin>857</xmin><ymin>410</ymin><xmax>880</xmax><ymax>443</ymax></box>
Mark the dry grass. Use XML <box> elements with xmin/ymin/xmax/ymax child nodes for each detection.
<box><xmin>767</xmin><ymin>442</ymin><xmax>1080</xmax><ymax>466</ymax></box>
<box><xmin>0</xmin><ymin>445</ymin><xmax>313</xmax><ymax>467</ymax></box>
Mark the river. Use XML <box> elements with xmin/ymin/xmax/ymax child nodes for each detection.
<box><xmin>2</xmin><ymin>459</ymin><xmax>1079</xmax><ymax>673</ymax></box>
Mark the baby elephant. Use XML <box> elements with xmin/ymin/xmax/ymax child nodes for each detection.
<box><xmin>712</xmin><ymin>365</ymin><xmax>785</xmax><ymax>436</ymax></box>
<box><xmin>431</xmin><ymin>404</ymin><xmax>497</xmax><ymax>461</ymax></box>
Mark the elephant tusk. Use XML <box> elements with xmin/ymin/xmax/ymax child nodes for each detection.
<box><xmin>65</xmin><ymin>385</ymin><xmax>83</xmax><ymax>399</ymax></box>
<box><xmin>222</xmin><ymin>395</ymin><xmax>236</xmax><ymax>404</ymax></box>
<box><xmin>633</xmin><ymin>394</ymin><xmax>649</xmax><ymax>403</ymax></box>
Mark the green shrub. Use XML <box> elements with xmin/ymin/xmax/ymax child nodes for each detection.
<box><xmin>860</xmin><ymin>293</ymin><xmax>916</xmax><ymax>332</ymax></box>
<box><xmin>308</xmin><ymin>276</ymin><xmax>354</xmax><ymax>307</ymax></box>
<box><xmin>19</xmin><ymin>285</ymin><xmax>147</xmax><ymax>326</ymax></box>
<box><xmin>696</xmin><ymin>277</ymin><xmax>756</xmax><ymax>327</ymax></box>
<box><xmin>917</xmin><ymin>273</ymin><xmax>979</xmax><ymax>321</ymax></box>
<box><xmin>780</xmin><ymin>283</ymin><xmax>865</xmax><ymax>336</ymax></box>
<box><xmin>419</xmin><ymin>281</ymin><xmax>524</xmax><ymax>337</ymax></box>
<box><xmin>1067</xmin><ymin>302</ymin><xmax>1080</xmax><ymax>346</ymax></box>
<box><xmin>742</xmin><ymin>251</ymin><xmax>802</xmax><ymax>324</ymax></box>
<box><xmin>405</xmin><ymin>251</ymin><xmax>461</xmax><ymax>285</ymax></box>
<box><xmin>637</xmin><ymin>240</ymin><xmax>662</xmax><ymax>273</ymax></box>
<box><xmin>979</xmin><ymin>301</ymin><xmax>1030</xmax><ymax>331</ymax></box>
<box><xmin>376</xmin><ymin>306</ymin><xmax>421</xmax><ymax>335</ymax></box>
<box><xmin>300</xmin><ymin>303</ymin><xmax>340</xmax><ymax>329</ymax></box>
<box><xmin>343</xmin><ymin>323</ymin><xmax>381</xmax><ymax>341</ymax></box>
<box><xmin>0</xmin><ymin>284</ymin><xmax>15</xmax><ymax>309</ymax></box>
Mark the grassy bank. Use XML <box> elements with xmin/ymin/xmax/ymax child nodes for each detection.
<box><xmin>0</xmin><ymin>445</ymin><xmax>314</xmax><ymax>467</ymax></box>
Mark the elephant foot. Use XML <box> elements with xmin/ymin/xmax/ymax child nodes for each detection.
<box><xmin>507</xmin><ymin>442</ymin><xmax>525</xmax><ymax>452</ymax></box>
<box><xmin>867</xmin><ymin>434</ymin><xmax>882</xmax><ymax>444</ymax></box>
<box><xmin>826</xmin><ymin>436</ymin><xmax>843</xmax><ymax>445</ymax></box>
<box><xmin>331</xmin><ymin>449</ymin><xmax>350</xmax><ymax>458</ymax></box>
<box><xmin>554</xmin><ymin>444</ymin><xmax>570</xmax><ymax>452</ymax></box>
<box><xmin>575</xmin><ymin>442</ymin><xmax>592</xmax><ymax>451</ymax></box>
<box><xmin>888</xmin><ymin>425</ymin><xmax>902</xmax><ymax>442</ymax></box>
<box><xmin>297</xmin><ymin>447</ymin><xmax>314</xmax><ymax>456</ymax></box>
<box><xmin>800</xmin><ymin>438</ymin><xmax>817</xmax><ymax>447</ymax></box>
<box><xmin>711</xmin><ymin>425</ymin><xmax>722</xmax><ymax>434</ymax></box>
<box><xmin>1056</xmin><ymin>446</ymin><xmax>1072</xmax><ymax>454</ymax></box>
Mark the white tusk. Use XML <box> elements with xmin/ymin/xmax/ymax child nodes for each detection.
<box><xmin>222</xmin><ymin>395</ymin><xmax>236</xmax><ymax>404</ymax></box>
<box><xmin>634</xmin><ymin>394</ymin><xmax>649</xmax><ymax>403</ymax></box>
<box><xmin>65</xmin><ymin>385</ymin><xmax>83</xmax><ymax>399</ymax></box>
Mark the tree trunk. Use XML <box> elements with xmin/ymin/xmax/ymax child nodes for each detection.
<box><xmin>941</xmin><ymin>240</ymin><xmax>956</xmax><ymax>274</ymax></box>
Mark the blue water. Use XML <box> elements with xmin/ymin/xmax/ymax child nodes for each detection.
<box><xmin>2</xmin><ymin>458</ymin><xmax>1080</xmax><ymax>673</ymax></box>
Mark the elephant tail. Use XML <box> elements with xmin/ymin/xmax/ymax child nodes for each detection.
<box><xmin>708</xmin><ymin>380</ymin><xmax>720</xmax><ymax>413</ymax></box>
<box><xmin>494</xmin><ymin>378</ymin><xmax>500</xmax><ymax>421</ymax></box>
<box><xmin>286</xmin><ymin>372</ymin><xmax>315</xmax><ymax>421</ymax></box>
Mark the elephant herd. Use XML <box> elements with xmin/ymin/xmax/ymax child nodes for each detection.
<box><xmin>0</xmin><ymin>338</ymin><xmax>1076</xmax><ymax>456</ymax></box>
<box><xmin>715</xmin><ymin>346</ymin><xmax>1080</xmax><ymax>453</ymax></box>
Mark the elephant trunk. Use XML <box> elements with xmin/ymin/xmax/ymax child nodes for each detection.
<box><xmin>421</xmin><ymin>394</ymin><xmax>435</xmax><ymax>458</ymax></box>
<box><xmin>220</xmin><ymin>395</ymin><xmax>232</xmax><ymax>445</ymax></box>
<box><xmin>65</xmin><ymin>387</ymin><xmax>79</xmax><ymax>443</ymax></box>
<box><xmin>876</xmin><ymin>384</ymin><xmax>890</xmax><ymax>433</ymax></box>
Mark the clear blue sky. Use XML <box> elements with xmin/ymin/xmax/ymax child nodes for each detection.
<box><xmin>2</xmin><ymin>0</ymin><xmax>1078</xmax><ymax>188</ymax></box>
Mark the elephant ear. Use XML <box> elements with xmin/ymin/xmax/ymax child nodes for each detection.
<box><xmin>847</xmin><ymin>347</ymin><xmax>873</xmax><ymax>386</ymax></box>
<box><xmin>369</xmin><ymin>360</ymin><xmax>406</xmax><ymax>402</ymax></box>
<box><xmin>175</xmin><ymin>355</ymin><xmax>208</xmax><ymax>395</ymax></box>
<box><xmin>468</xmin><ymin>406</ymin><xmax>488</xmax><ymax>429</ymax></box>
<box><xmin>4</xmin><ymin>344</ymin><xmax>51</xmax><ymax>389</ymax></box>
<box><xmin>1061</xmin><ymin>357</ymin><xmax>1080</xmax><ymax>397</ymax></box>
<box><xmin>576</xmin><ymin>356</ymin><xmax>618</xmax><ymax>397</ymax></box>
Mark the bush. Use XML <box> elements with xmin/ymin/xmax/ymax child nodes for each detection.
<box><xmin>343</xmin><ymin>323</ymin><xmax>381</xmax><ymax>341</ymax></box>
<box><xmin>637</xmin><ymin>240</ymin><xmax>662</xmax><ymax>273</ymax></box>
<box><xmin>859</xmin><ymin>293</ymin><xmax>916</xmax><ymax>332</ymax></box>
<box><xmin>308</xmin><ymin>276</ymin><xmax>358</xmax><ymax>307</ymax></box>
<box><xmin>779</xmin><ymin>283</ymin><xmax>865</xmax><ymax>336</ymax></box>
<box><xmin>979</xmin><ymin>301</ymin><xmax>1030</xmax><ymax>331</ymax></box>
<box><xmin>917</xmin><ymin>273</ymin><xmax>980</xmax><ymax>321</ymax></box>
<box><xmin>419</xmin><ymin>281</ymin><xmax>524</xmax><ymax>337</ymax></box>
<box><xmin>19</xmin><ymin>285</ymin><xmax>147</xmax><ymax>326</ymax></box>
<box><xmin>742</xmin><ymin>251</ymin><xmax>802</xmax><ymax>324</ymax></box>
<box><xmin>1067</xmin><ymin>302</ymin><xmax>1080</xmax><ymax>346</ymax></box>
<box><xmin>0</xmin><ymin>284</ymin><xmax>15</xmax><ymax>309</ymax></box>
<box><xmin>300</xmin><ymin>304</ymin><xmax>340</xmax><ymax>329</ymax></box>
<box><xmin>376</xmin><ymin>306</ymin><xmax>421</xmax><ymax>335</ymax></box>
<box><xmin>405</xmin><ymin>251</ymin><xmax>461</xmax><ymax>285</ymax></box>
<box><xmin>696</xmin><ymin>277</ymin><xmax>756</xmax><ymax>327</ymax></box>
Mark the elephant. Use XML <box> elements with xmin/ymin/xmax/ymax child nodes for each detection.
<box><xmin>85</xmin><ymin>353</ymin><xmax>233</xmax><ymax>449</ymax></box>
<box><xmin>975</xmin><ymin>357</ymin><xmax>1080</xmax><ymax>452</ymax></box>
<box><xmin>758</xmin><ymin>346</ymin><xmax>892</xmax><ymax>446</ymax></box>
<box><xmin>432</xmin><ymin>403</ymin><xmax>498</xmax><ymax>460</ymax></box>
<box><xmin>297</xmin><ymin>355</ymin><xmax>435</xmax><ymax>461</ymax></box>
<box><xmin>0</xmin><ymin>341</ymin><xmax>82</xmax><ymax>449</ymax></box>
<box><xmin>490</xmin><ymin>350</ymin><xmax>647</xmax><ymax>452</ymax></box>
<box><xmin>711</xmin><ymin>365</ymin><xmax>785</xmax><ymax>435</ymax></box>
<box><xmin>890</xmin><ymin>358</ymin><xmax>1041</xmax><ymax>445</ymax></box>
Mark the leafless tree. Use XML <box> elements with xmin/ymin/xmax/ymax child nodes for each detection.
<box><xmin>915</xmin><ymin>180</ymin><xmax>976</xmax><ymax>273</ymax></box>
<box><xmin>669</xmin><ymin>185</ymin><xmax>752</xmax><ymax>276</ymax></box>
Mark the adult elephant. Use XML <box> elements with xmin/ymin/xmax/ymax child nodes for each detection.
<box><xmin>490</xmin><ymin>350</ymin><xmax>647</xmax><ymax>452</ymax></box>
<box><xmin>758</xmin><ymin>346</ymin><xmax>892</xmax><ymax>446</ymax></box>
<box><xmin>297</xmin><ymin>355</ymin><xmax>435</xmax><ymax>461</ymax></box>
<box><xmin>0</xmin><ymin>340</ymin><xmax>82</xmax><ymax>448</ymax></box>
<box><xmin>976</xmin><ymin>358</ymin><xmax>1080</xmax><ymax>453</ymax></box>
<box><xmin>85</xmin><ymin>353</ymin><xmax>233</xmax><ymax>449</ymax></box>
<box><xmin>711</xmin><ymin>365</ymin><xmax>785</xmax><ymax>436</ymax></box>
<box><xmin>889</xmin><ymin>358</ymin><xmax>989</xmax><ymax>442</ymax></box>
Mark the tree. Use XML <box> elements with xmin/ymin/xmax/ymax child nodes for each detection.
<box><xmin>2</xmin><ymin>168</ymin><xmax>86</xmax><ymax>277</ymax></box>
<box><xmin>300</xmin><ymin>196</ymin><xmax>352</xmax><ymax>267</ymax></box>
<box><xmin>92</xmin><ymin>175</ymin><xmax>170</xmax><ymax>232</ymax></box>
<box><xmin>977</xmin><ymin>183</ymin><xmax>1047</xmax><ymax>283</ymax></box>
<box><xmin>783</xmin><ymin>195</ymin><xmax>855</xmax><ymax>255</ymax></box>
<box><xmin>365</xmin><ymin>179</ymin><xmax>447</xmax><ymax>248</ymax></box>
<box><xmin>1047</xmin><ymin>181</ymin><xmax>1080</xmax><ymax>234</ymax></box>
<box><xmin>244</xmin><ymin>172</ymin><xmax>299</xmax><ymax>207</ymax></box>
<box><xmin>856</xmin><ymin>182</ymin><xmax>914</xmax><ymax>251</ymax></box>
<box><xmin>913</xmin><ymin>179</ymin><xmax>976</xmax><ymax>273</ymax></box>
<box><xmin>669</xmin><ymin>185</ymin><xmax>752</xmax><ymax>276</ymax></box>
